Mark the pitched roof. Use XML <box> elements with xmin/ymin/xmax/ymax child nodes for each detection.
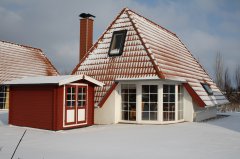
<box><xmin>72</xmin><ymin>8</ymin><xmax>229</xmax><ymax>107</ymax></box>
<box><xmin>4</xmin><ymin>75</ymin><xmax>104</xmax><ymax>87</ymax></box>
<box><xmin>0</xmin><ymin>40</ymin><xmax>59</xmax><ymax>83</ymax></box>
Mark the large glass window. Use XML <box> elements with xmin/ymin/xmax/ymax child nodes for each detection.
<box><xmin>163</xmin><ymin>85</ymin><xmax>175</xmax><ymax>121</ymax></box>
<box><xmin>121</xmin><ymin>84</ymin><xmax>136</xmax><ymax>121</ymax></box>
<box><xmin>178</xmin><ymin>85</ymin><xmax>183</xmax><ymax>120</ymax></box>
<box><xmin>142</xmin><ymin>85</ymin><xmax>158</xmax><ymax>121</ymax></box>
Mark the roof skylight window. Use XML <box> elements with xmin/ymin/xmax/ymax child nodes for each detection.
<box><xmin>108</xmin><ymin>30</ymin><xmax>127</xmax><ymax>56</ymax></box>
<box><xmin>201</xmin><ymin>83</ymin><xmax>213</xmax><ymax>96</ymax></box>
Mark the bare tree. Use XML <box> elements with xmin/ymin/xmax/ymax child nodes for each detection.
<box><xmin>235</xmin><ymin>64</ymin><xmax>240</xmax><ymax>92</ymax></box>
<box><xmin>224</xmin><ymin>67</ymin><xmax>232</xmax><ymax>99</ymax></box>
<box><xmin>214</xmin><ymin>52</ymin><xmax>224</xmax><ymax>90</ymax></box>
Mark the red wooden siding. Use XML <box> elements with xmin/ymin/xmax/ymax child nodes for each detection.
<box><xmin>9</xmin><ymin>85</ymin><xmax>56</xmax><ymax>130</ymax></box>
<box><xmin>87</xmin><ymin>84</ymin><xmax>94</xmax><ymax>125</ymax></box>
<box><xmin>54</xmin><ymin>86</ymin><xmax>64</xmax><ymax>130</ymax></box>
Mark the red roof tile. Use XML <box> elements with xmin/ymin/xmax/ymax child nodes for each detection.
<box><xmin>0</xmin><ymin>40</ymin><xmax>59</xmax><ymax>83</ymax></box>
<box><xmin>73</xmin><ymin>8</ymin><xmax>228</xmax><ymax>107</ymax></box>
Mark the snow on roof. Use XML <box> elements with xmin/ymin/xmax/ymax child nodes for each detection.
<box><xmin>0</xmin><ymin>40</ymin><xmax>59</xmax><ymax>84</ymax></box>
<box><xmin>72</xmin><ymin>8</ymin><xmax>228</xmax><ymax>107</ymax></box>
<box><xmin>4</xmin><ymin>75</ymin><xmax>104</xmax><ymax>87</ymax></box>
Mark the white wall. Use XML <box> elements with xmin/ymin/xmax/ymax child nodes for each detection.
<box><xmin>193</xmin><ymin>103</ymin><xmax>217</xmax><ymax>122</ymax></box>
<box><xmin>94</xmin><ymin>87</ymin><xmax>117</xmax><ymax>124</ymax></box>
<box><xmin>183</xmin><ymin>87</ymin><xmax>194</xmax><ymax>122</ymax></box>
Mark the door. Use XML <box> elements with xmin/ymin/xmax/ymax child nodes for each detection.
<box><xmin>65</xmin><ymin>85</ymin><xmax>87</xmax><ymax>125</ymax></box>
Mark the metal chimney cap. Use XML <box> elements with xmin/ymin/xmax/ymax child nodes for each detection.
<box><xmin>79</xmin><ymin>13</ymin><xmax>96</xmax><ymax>18</ymax></box>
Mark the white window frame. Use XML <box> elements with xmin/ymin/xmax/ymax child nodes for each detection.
<box><xmin>118</xmin><ymin>81</ymin><xmax>184</xmax><ymax>124</ymax></box>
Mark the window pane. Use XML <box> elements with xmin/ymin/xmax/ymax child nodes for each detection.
<box><xmin>122</xmin><ymin>94</ymin><xmax>128</xmax><ymax>102</ymax></box>
<box><xmin>142</xmin><ymin>85</ymin><xmax>149</xmax><ymax>94</ymax></box>
<box><xmin>72</xmin><ymin>87</ymin><xmax>75</xmax><ymax>93</ymax></box>
<box><xmin>170</xmin><ymin>104</ymin><xmax>175</xmax><ymax>111</ymax></box>
<box><xmin>129</xmin><ymin>84</ymin><xmax>136</xmax><ymax>93</ymax></box>
<box><xmin>150</xmin><ymin>94</ymin><xmax>158</xmax><ymax>102</ymax></box>
<box><xmin>114</xmin><ymin>34</ymin><xmax>123</xmax><ymax>49</ymax></box>
<box><xmin>129</xmin><ymin>111</ymin><xmax>136</xmax><ymax>121</ymax></box>
<box><xmin>72</xmin><ymin>101</ymin><xmax>75</xmax><ymax>106</ymax></box>
<box><xmin>67</xmin><ymin>87</ymin><xmax>71</xmax><ymax>93</ymax></box>
<box><xmin>129</xmin><ymin>103</ymin><xmax>136</xmax><ymax>111</ymax></box>
<box><xmin>163</xmin><ymin>94</ymin><xmax>168</xmax><ymax>102</ymax></box>
<box><xmin>202</xmin><ymin>83</ymin><xmax>213</xmax><ymax>95</ymax></box>
<box><xmin>78</xmin><ymin>101</ymin><xmax>82</xmax><ymax>106</ymax></box>
<box><xmin>142</xmin><ymin>112</ymin><xmax>149</xmax><ymax>120</ymax></box>
<box><xmin>122</xmin><ymin>103</ymin><xmax>128</xmax><ymax>110</ymax></box>
<box><xmin>150</xmin><ymin>85</ymin><xmax>158</xmax><ymax>93</ymax></box>
<box><xmin>143</xmin><ymin>103</ymin><xmax>149</xmax><ymax>111</ymax></box>
<box><xmin>163</xmin><ymin>85</ymin><xmax>169</xmax><ymax>93</ymax></box>
<box><xmin>129</xmin><ymin>89</ymin><xmax>136</xmax><ymax>94</ymax></box>
<box><xmin>121</xmin><ymin>89</ymin><xmax>128</xmax><ymax>94</ymax></box>
<box><xmin>150</xmin><ymin>103</ymin><xmax>157</xmax><ymax>111</ymax></box>
<box><xmin>170</xmin><ymin>94</ymin><xmax>175</xmax><ymax>102</ymax></box>
<box><xmin>67</xmin><ymin>101</ymin><xmax>71</xmax><ymax>106</ymax></box>
<box><xmin>170</xmin><ymin>85</ymin><xmax>175</xmax><ymax>93</ymax></box>
<box><xmin>163</xmin><ymin>103</ymin><xmax>169</xmax><ymax>111</ymax></box>
<box><xmin>150</xmin><ymin>112</ymin><xmax>157</xmax><ymax>120</ymax></box>
<box><xmin>169</xmin><ymin>112</ymin><xmax>175</xmax><ymax>121</ymax></box>
<box><xmin>142</xmin><ymin>94</ymin><xmax>149</xmax><ymax>102</ymax></box>
<box><xmin>163</xmin><ymin>112</ymin><xmax>168</xmax><ymax>121</ymax></box>
<box><xmin>67</xmin><ymin>95</ymin><xmax>71</xmax><ymax>100</ymax></box>
<box><xmin>129</xmin><ymin>94</ymin><xmax>136</xmax><ymax>102</ymax></box>
<box><xmin>122</xmin><ymin>111</ymin><xmax>128</xmax><ymax>120</ymax></box>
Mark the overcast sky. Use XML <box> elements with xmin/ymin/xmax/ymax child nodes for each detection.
<box><xmin>0</xmin><ymin>0</ymin><xmax>239</xmax><ymax>82</ymax></box>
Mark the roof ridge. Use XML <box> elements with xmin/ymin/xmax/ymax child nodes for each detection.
<box><xmin>0</xmin><ymin>40</ymin><xmax>42</xmax><ymax>51</ymax></box>
<box><xmin>126</xmin><ymin>10</ymin><xmax>165</xmax><ymax>79</ymax></box>
<box><xmin>127</xmin><ymin>9</ymin><xmax>177</xmax><ymax>37</ymax></box>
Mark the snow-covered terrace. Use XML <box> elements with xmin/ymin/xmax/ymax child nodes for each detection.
<box><xmin>0</xmin><ymin>110</ymin><xmax>240</xmax><ymax>159</ymax></box>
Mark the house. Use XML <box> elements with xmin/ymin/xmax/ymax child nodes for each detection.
<box><xmin>4</xmin><ymin>75</ymin><xmax>104</xmax><ymax>130</ymax></box>
<box><xmin>72</xmin><ymin>8</ymin><xmax>229</xmax><ymax>124</ymax></box>
<box><xmin>0</xmin><ymin>40</ymin><xmax>59</xmax><ymax>109</ymax></box>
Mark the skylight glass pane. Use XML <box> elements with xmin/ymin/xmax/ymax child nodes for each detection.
<box><xmin>201</xmin><ymin>83</ymin><xmax>213</xmax><ymax>95</ymax></box>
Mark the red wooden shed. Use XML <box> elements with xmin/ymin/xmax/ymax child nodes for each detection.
<box><xmin>4</xmin><ymin>75</ymin><xmax>104</xmax><ymax>131</ymax></box>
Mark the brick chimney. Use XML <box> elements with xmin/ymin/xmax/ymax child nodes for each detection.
<box><xmin>79</xmin><ymin>13</ymin><xmax>95</xmax><ymax>62</ymax></box>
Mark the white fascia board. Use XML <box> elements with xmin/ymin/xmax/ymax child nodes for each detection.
<box><xmin>116</xmin><ymin>76</ymin><xmax>186</xmax><ymax>83</ymax></box>
<box><xmin>58</xmin><ymin>75</ymin><xmax>84</xmax><ymax>86</ymax></box>
<box><xmin>83</xmin><ymin>75</ymin><xmax>105</xmax><ymax>87</ymax></box>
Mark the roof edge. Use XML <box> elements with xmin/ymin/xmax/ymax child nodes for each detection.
<box><xmin>127</xmin><ymin>9</ymin><xmax>177</xmax><ymax>37</ymax></box>
<box><xmin>0</xmin><ymin>40</ymin><xmax>42</xmax><ymax>51</ymax></box>
<box><xmin>126</xmin><ymin>10</ymin><xmax>165</xmax><ymax>79</ymax></box>
<box><xmin>183</xmin><ymin>83</ymin><xmax>205</xmax><ymax>107</ymax></box>
<box><xmin>98</xmin><ymin>82</ymin><xmax>118</xmax><ymax>107</ymax></box>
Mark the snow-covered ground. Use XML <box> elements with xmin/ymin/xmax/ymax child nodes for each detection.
<box><xmin>0</xmin><ymin>110</ymin><xmax>240</xmax><ymax>159</ymax></box>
